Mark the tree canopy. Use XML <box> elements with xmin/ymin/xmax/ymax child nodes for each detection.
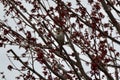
<box><xmin>0</xmin><ymin>0</ymin><xmax>120</xmax><ymax>80</ymax></box>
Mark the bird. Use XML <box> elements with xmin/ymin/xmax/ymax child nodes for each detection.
<box><xmin>55</xmin><ymin>28</ymin><xmax>64</xmax><ymax>53</ymax></box>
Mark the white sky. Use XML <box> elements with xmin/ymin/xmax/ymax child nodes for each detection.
<box><xmin>0</xmin><ymin>3</ymin><xmax>21</xmax><ymax>80</ymax></box>
<box><xmin>0</xmin><ymin>1</ymin><xmax>120</xmax><ymax>80</ymax></box>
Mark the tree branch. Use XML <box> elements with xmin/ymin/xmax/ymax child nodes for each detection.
<box><xmin>101</xmin><ymin>0</ymin><xmax>120</xmax><ymax>35</ymax></box>
<box><xmin>7</xmin><ymin>49</ymin><xmax>46</xmax><ymax>80</ymax></box>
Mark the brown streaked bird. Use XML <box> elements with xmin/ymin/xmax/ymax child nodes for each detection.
<box><xmin>55</xmin><ymin>28</ymin><xmax>64</xmax><ymax>53</ymax></box>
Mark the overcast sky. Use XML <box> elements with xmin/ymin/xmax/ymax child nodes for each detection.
<box><xmin>0</xmin><ymin>1</ymin><xmax>120</xmax><ymax>80</ymax></box>
<box><xmin>0</xmin><ymin>3</ymin><xmax>19</xmax><ymax>80</ymax></box>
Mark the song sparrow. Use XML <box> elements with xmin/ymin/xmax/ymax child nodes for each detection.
<box><xmin>55</xmin><ymin>28</ymin><xmax>64</xmax><ymax>53</ymax></box>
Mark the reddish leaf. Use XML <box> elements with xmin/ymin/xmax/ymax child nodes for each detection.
<box><xmin>2</xmin><ymin>75</ymin><xmax>5</xmax><ymax>79</ymax></box>
<box><xmin>7</xmin><ymin>65</ymin><xmax>13</xmax><ymax>71</ymax></box>
<box><xmin>48</xmin><ymin>75</ymin><xmax>52</xmax><ymax>80</ymax></box>
<box><xmin>47</xmin><ymin>33</ymin><xmax>52</xmax><ymax>37</ymax></box>
<box><xmin>92</xmin><ymin>17</ymin><xmax>100</xmax><ymax>23</ymax></box>
<box><xmin>31</xmin><ymin>8</ymin><xmax>36</xmax><ymax>13</ymax></box>
<box><xmin>17</xmin><ymin>20</ymin><xmax>21</xmax><ymax>25</ymax></box>
<box><xmin>93</xmin><ymin>2</ymin><xmax>101</xmax><ymax>10</ymax></box>
<box><xmin>50</xmin><ymin>54</ymin><xmax>55</xmax><ymax>58</ymax></box>
<box><xmin>115</xmin><ymin>52</ymin><xmax>119</xmax><ymax>57</ymax></box>
<box><xmin>21</xmin><ymin>66</ymin><xmax>26</xmax><ymax>70</ymax></box>
<box><xmin>98</xmin><ymin>12</ymin><xmax>105</xmax><ymax>18</ymax></box>
<box><xmin>103</xmin><ymin>31</ymin><xmax>108</xmax><ymax>35</ymax></box>
<box><xmin>101</xmin><ymin>49</ymin><xmax>107</xmax><ymax>59</ymax></box>
<box><xmin>67</xmin><ymin>2</ymin><xmax>72</xmax><ymax>6</ymax></box>
<box><xmin>104</xmin><ymin>58</ymin><xmax>111</xmax><ymax>63</ymax></box>
<box><xmin>88</xmin><ymin>0</ymin><xmax>93</xmax><ymax>4</ymax></box>
<box><xmin>49</xmin><ymin>7</ymin><xmax>54</xmax><ymax>11</ymax></box>
<box><xmin>23</xmin><ymin>62</ymin><xmax>28</xmax><ymax>66</ymax></box>
<box><xmin>104</xmin><ymin>23</ymin><xmax>110</xmax><ymax>28</ymax></box>
<box><xmin>64</xmin><ymin>74</ymin><xmax>72</xmax><ymax>79</ymax></box>
<box><xmin>49</xmin><ymin>49</ymin><xmax>56</xmax><ymax>53</ymax></box>
<box><xmin>26</xmin><ymin>31</ymin><xmax>31</xmax><ymax>39</ymax></box>
<box><xmin>21</xmin><ymin>53</ymin><xmax>26</xmax><ymax>57</ymax></box>
<box><xmin>91</xmin><ymin>11</ymin><xmax>97</xmax><ymax>16</ymax></box>
<box><xmin>109</xmin><ymin>47</ymin><xmax>116</xmax><ymax>52</ymax></box>
<box><xmin>36</xmin><ymin>49</ymin><xmax>46</xmax><ymax>64</ymax></box>
<box><xmin>19</xmin><ymin>28</ymin><xmax>23</xmax><ymax>31</ymax></box>
<box><xmin>16</xmin><ymin>77</ymin><xmax>20</xmax><ymax>79</ymax></box>
<box><xmin>0</xmin><ymin>72</ymin><xmax>4</xmax><ymax>74</ymax></box>
<box><xmin>29</xmin><ymin>37</ymin><xmax>36</xmax><ymax>43</ymax></box>
<box><xmin>0</xmin><ymin>42</ymin><xmax>3</xmax><ymax>47</ymax></box>
<box><xmin>37</xmin><ymin>52</ymin><xmax>44</xmax><ymax>59</ymax></box>
<box><xmin>43</xmin><ymin>71</ymin><xmax>48</xmax><ymax>76</ymax></box>
<box><xmin>4</xmin><ymin>29</ymin><xmax>9</xmax><ymax>35</ymax></box>
<box><xmin>91</xmin><ymin>22</ymin><xmax>96</xmax><ymax>29</ymax></box>
<box><xmin>80</xmin><ymin>7</ymin><xmax>86</xmax><ymax>17</ymax></box>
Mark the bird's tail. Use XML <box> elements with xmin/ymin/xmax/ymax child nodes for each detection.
<box><xmin>59</xmin><ymin>45</ymin><xmax>62</xmax><ymax>54</ymax></box>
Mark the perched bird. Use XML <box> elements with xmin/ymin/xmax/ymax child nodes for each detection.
<box><xmin>55</xmin><ymin>28</ymin><xmax>64</xmax><ymax>53</ymax></box>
